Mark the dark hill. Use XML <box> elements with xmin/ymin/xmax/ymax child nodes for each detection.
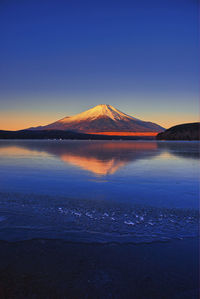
<box><xmin>156</xmin><ymin>123</ymin><xmax>200</xmax><ymax>141</ymax></box>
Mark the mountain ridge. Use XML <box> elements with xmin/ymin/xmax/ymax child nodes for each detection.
<box><xmin>29</xmin><ymin>104</ymin><xmax>165</xmax><ymax>133</ymax></box>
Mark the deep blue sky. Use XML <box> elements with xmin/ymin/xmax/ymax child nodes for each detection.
<box><xmin>0</xmin><ymin>0</ymin><xmax>199</xmax><ymax>129</ymax></box>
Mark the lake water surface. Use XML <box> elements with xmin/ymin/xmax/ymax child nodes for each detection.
<box><xmin>0</xmin><ymin>140</ymin><xmax>199</xmax><ymax>243</ymax></box>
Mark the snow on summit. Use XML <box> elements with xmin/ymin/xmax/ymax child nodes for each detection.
<box><xmin>59</xmin><ymin>104</ymin><xmax>139</xmax><ymax>123</ymax></box>
<box><xmin>30</xmin><ymin>104</ymin><xmax>165</xmax><ymax>133</ymax></box>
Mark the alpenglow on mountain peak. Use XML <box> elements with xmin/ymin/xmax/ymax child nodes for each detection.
<box><xmin>58</xmin><ymin>104</ymin><xmax>139</xmax><ymax>123</ymax></box>
<box><xmin>30</xmin><ymin>104</ymin><xmax>165</xmax><ymax>133</ymax></box>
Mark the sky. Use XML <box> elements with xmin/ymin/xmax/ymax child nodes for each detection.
<box><xmin>0</xmin><ymin>0</ymin><xmax>199</xmax><ymax>130</ymax></box>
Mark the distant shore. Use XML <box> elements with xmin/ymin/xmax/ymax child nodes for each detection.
<box><xmin>0</xmin><ymin>129</ymin><xmax>157</xmax><ymax>140</ymax></box>
<box><xmin>0</xmin><ymin>122</ymin><xmax>199</xmax><ymax>140</ymax></box>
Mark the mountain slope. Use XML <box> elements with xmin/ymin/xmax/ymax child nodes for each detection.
<box><xmin>30</xmin><ymin>104</ymin><xmax>164</xmax><ymax>133</ymax></box>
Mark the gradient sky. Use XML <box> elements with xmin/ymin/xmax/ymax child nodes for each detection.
<box><xmin>0</xmin><ymin>0</ymin><xmax>199</xmax><ymax>130</ymax></box>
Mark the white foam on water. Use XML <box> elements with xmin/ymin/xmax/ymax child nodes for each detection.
<box><xmin>72</xmin><ymin>211</ymin><xmax>82</xmax><ymax>217</ymax></box>
<box><xmin>85</xmin><ymin>212</ymin><xmax>93</xmax><ymax>218</ymax></box>
<box><xmin>103</xmin><ymin>213</ymin><xmax>109</xmax><ymax>217</ymax></box>
<box><xmin>124</xmin><ymin>220</ymin><xmax>135</xmax><ymax>226</ymax></box>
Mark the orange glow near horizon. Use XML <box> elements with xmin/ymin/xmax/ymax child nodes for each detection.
<box><xmin>0</xmin><ymin>112</ymin><xmax>58</xmax><ymax>131</ymax></box>
<box><xmin>88</xmin><ymin>132</ymin><xmax>159</xmax><ymax>136</ymax></box>
<box><xmin>0</xmin><ymin>110</ymin><xmax>199</xmax><ymax>131</ymax></box>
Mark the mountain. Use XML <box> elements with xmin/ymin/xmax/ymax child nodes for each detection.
<box><xmin>29</xmin><ymin>104</ymin><xmax>164</xmax><ymax>133</ymax></box>
<box><xmin>157</xmin><ymin>122</ymin><xmax>200</xmax><ymax>140</ymax></box>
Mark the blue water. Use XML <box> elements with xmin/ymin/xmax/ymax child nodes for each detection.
<box><xmin>0</xmin><ymin>140</ymin><xmax>199</xmax><ymax>243</ymax></box>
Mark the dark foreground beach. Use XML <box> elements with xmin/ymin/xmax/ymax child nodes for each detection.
<box><xmin>0</xmin><ymin>238</ymin><xmax>198</xmax><ymax>299</ymax></box>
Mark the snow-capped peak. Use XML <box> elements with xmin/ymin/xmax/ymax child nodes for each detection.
<box><xmin>29</xmin><ymin>104</ymin><xmax>165</xmax><ymax>133</ymax></box>
<box><xmin>59</xmin><ymin>104</ymin><xmax>139</xmax><ymax>123</ymax></box>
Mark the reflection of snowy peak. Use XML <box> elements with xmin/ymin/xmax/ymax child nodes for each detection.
<box><xmin>31</xmin><ymin>104</ymin><xmax>164</xmax><ymax>133</ymax></box>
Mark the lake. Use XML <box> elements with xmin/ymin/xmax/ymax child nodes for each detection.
<box><xmin>0</xmin><ymin>140</ymin><xmax>199</xmax><ymax>243</ymax></box>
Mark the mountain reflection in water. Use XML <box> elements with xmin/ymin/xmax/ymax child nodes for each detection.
<box><xmin>0</xmin><ymin>140</ymin><xmax>198</xmax><ymax>176</ymax></box>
